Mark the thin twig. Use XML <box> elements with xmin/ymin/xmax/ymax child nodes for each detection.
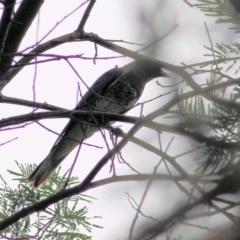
<box><xmin>0</xmin><ymin>94</ymin><xmax>66</xmax><ymax>111</ymax></box>
<box><xmin>128</xmin><ymin>135</ymin><xmax>174</xmax><ymax>240</ymax></box>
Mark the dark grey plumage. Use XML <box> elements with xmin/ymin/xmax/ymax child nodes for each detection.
<box><xmin>27</xmin><ymin>59</ymin><xmax>167</xmax><ymax>189</ymax></box>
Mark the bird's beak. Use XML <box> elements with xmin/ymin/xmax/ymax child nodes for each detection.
<box><xmin>161</xmin><ymin>69</ymin><xmax>170</xmax><ymax>78</ymax></box>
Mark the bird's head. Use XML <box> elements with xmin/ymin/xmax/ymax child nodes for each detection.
<box><xmin>126</xmin><ymin>59</ymin><xmax>169</xmax><ymax>82</ymax></box>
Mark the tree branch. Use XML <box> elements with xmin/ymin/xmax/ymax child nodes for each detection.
<box><xmin>0</xmin><ymin>0</ymin><xmax>16</xmax><ymax>52</ymax></box>
<box><xmin>0</xmin><ymin>0</ymin><xmax>44</xmax><ymax>78</ymax></box>
<box><xmin>135</xmin><ymin>170</ymin><xmax>240</xmax><ymax>240</ymax></box>
<box><xmin>0</xmin><ymin>118</ymin><xmax>146</xmax><ymax>230</ymax></box>
<box><xmin>0</xmin><ymin>110</ymin><xmax>139</xmax><ymax>128</ymax></box>
<box><xmin>0</xmin><ymin>94</ymin><xmax>66</xmax><ymax>111</ymax></box>
<box><xmin>77</xmin><ymin>0</ymin><xmax>95</xmax><ymax>31</ymax></box>
<box><xmin>0</xmin><ymin>31</ymin><xmax>169</xmax><ymax>91</ymax></box>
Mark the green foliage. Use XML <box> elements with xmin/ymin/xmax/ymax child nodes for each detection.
<box><xmin>195</xmin><ymin>0</ymin><xmax>240</xmax><ymax>33</ymax></box>
<box><xmin>171</xmin><ymin>1</ymin><xmax>240</xmax><ymax>177</ymax></box>
<box><xmin>204</xmin><ymin>42</ymin><xmax>240</xmax><ymax>74</ymax></box>
<box><xmin>0</xmin><ymin>161</ymin><xmax>102</xmax><ymax>239</ymax></box>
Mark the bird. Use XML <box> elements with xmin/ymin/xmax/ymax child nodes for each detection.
<box><xmin>27</xmin><ymin>59</ymin><xmax>168</xmax><ymax>189</ymax></box>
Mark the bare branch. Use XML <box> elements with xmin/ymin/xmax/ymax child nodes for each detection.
<box><xmin>77</xmin><ymin>0</ymin><xmax>95</xmax><ymax>31</ymax></box>
<box><xmin>0</xmin><ymin>172</ymin><xmax>213</xmax><ymax>231</ymax></box>
<box><xmin>0</xmin><ymin>0</ymin><xmax>44</xmax><ymax>78</ymax></box>
<box><xmin>0</xmin><ymin>94</ymin><xmax>66</xmax><ymax>111</ymax></box>
<box><xmin>0</xmin><ymin>110</ymin><xmax>139</xmax><ymax>128</ymax></box>
<box><xmin>0</xmin><ymin>31</ymin><xmax>169</xmax><ymax>90</ymax></box>
<box><xmin>128</xmin><ymin>136</ymin><xmax>174</xmax><ymax>240</ymax></box>
<box><xmin>0</xmin><ymin>0</ymin><xmax>16</xmax><ymax>52</ymax></box>
<box><xmin>0</xmin><ymin>120</ymin><xmax>149</xmax><ymax>230</ymax></box>
<box><xmin>135</xmin><ymin>171</ymin><xmax>240</xmax><ymax>240</ymax></box>
<box><xmin>0</xmin><ymin>137</ymin><xmax>17</xmax><ymax>147</ymax></box>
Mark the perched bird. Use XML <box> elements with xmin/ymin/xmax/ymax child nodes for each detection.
<box><xmin>27</xmin><ymin>59</ymin><xmax>168</xmax><ymax>189</ymax></box>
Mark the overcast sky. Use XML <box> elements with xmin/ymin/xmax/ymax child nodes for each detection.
<box><xmin>0</xmin><ymin>0</ymin><xmax>237</xmax><ymax>239</ymax></box>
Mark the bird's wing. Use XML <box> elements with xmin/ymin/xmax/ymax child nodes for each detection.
<box><xmin>76</xmin><ymin>67</ymin><xmax>123</xmax><ymax>108</ymax></box>
<box><xmin>50</xmin><ymin>67</ymin><xmax>123</xmax><ymax>151</ymax></box>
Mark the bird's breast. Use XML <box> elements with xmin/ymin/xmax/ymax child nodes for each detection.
<box><xmin>95</xmin><ymin>79</ymin><xmax>139</xmax><ymax>113</ymax></box>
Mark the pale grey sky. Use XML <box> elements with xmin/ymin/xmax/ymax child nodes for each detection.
<box><xmin>0</xmin><ymin>1</ymin><xmax>237</xmax><ymax>239</ymax></box>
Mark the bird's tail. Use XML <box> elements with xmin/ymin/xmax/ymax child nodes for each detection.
<box><xmin>27</xmin><ymin>123</ymin><xmax>97</xmax><ymax>189</ymax></box>
<box><xmin>27</xmin><ymin>157</ymin><xmax>61</xmax><ymax>189</ymax></box>
<box><xmin>27</xmin><ymin>139</ymin><xmax>78</xmax><ymax>189</ymax></box>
